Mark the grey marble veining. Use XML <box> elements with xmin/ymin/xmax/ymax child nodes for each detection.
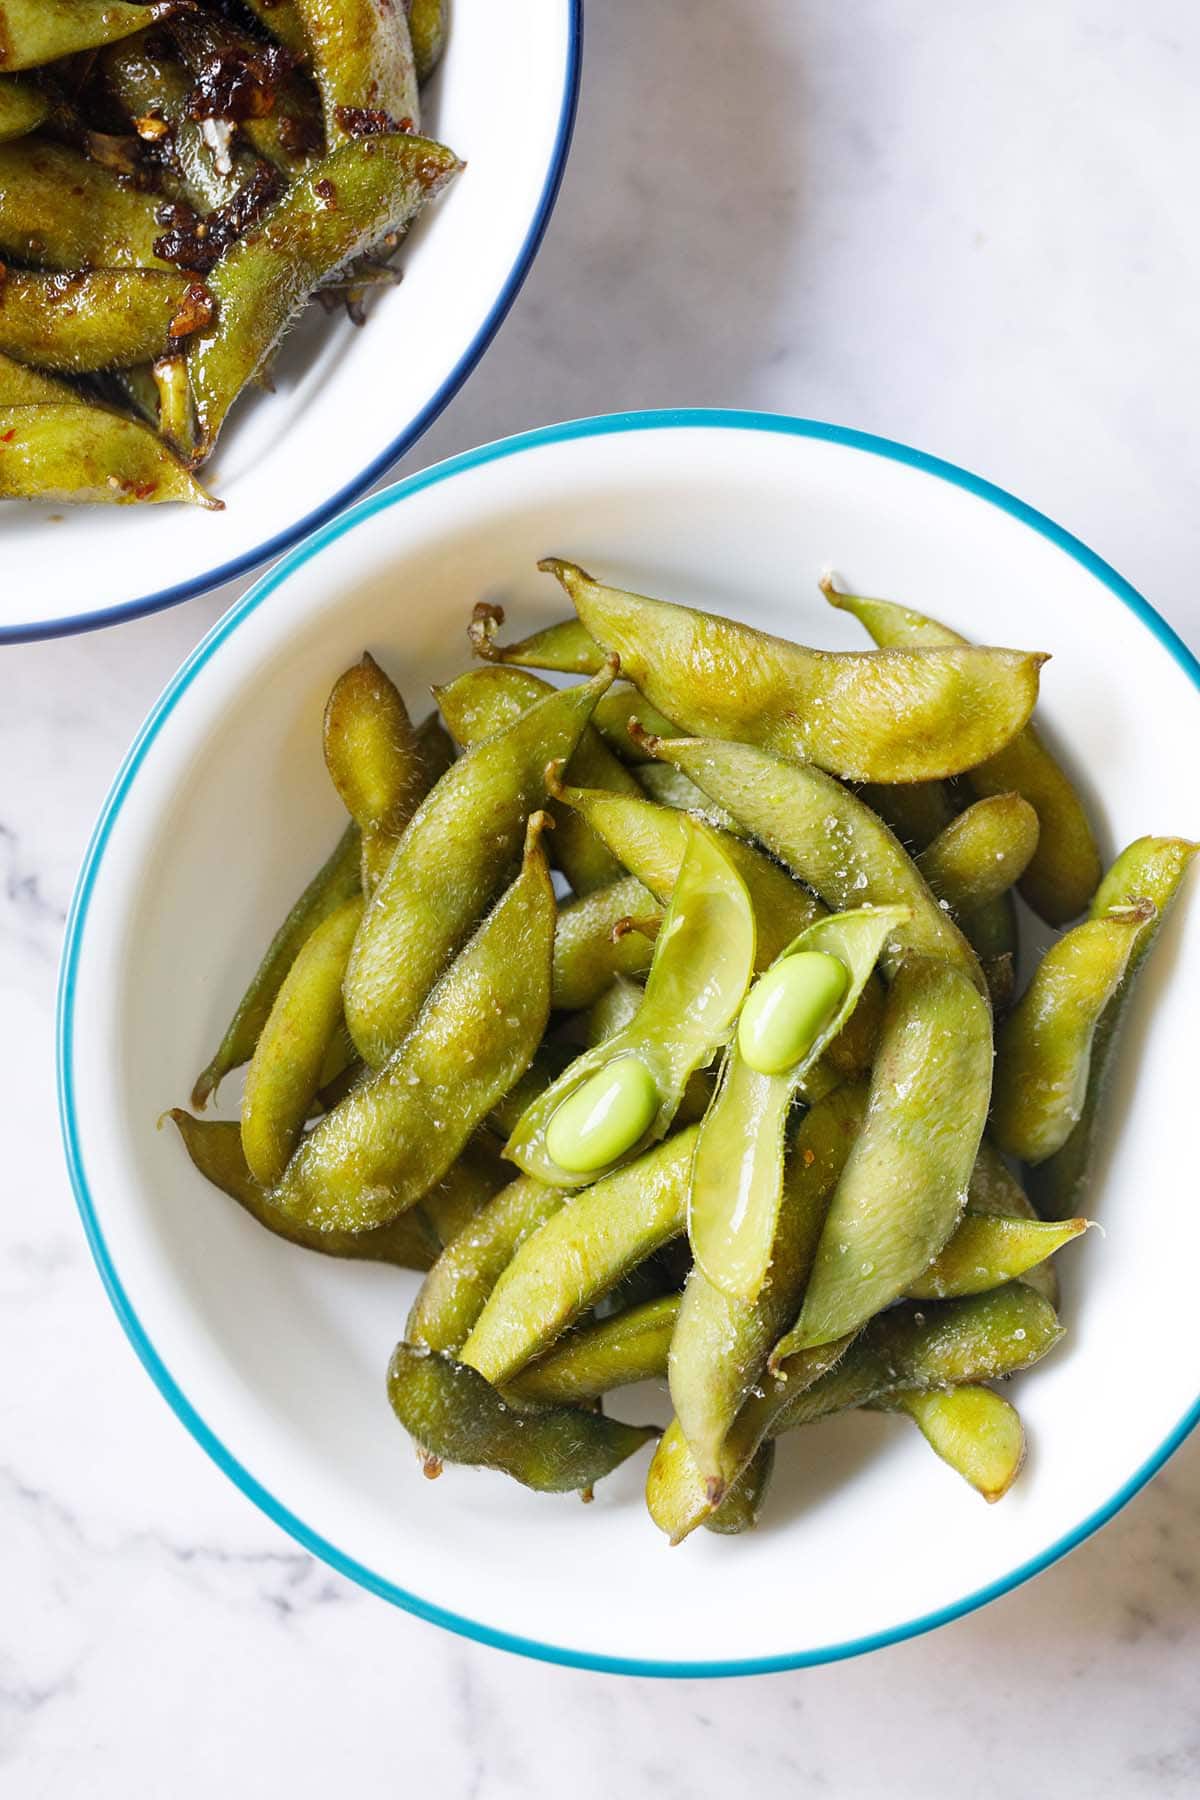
<box><xmin>3</xmin><ymin>2</ymin><xmax>1198</xmax><ymax>1794</ymax></box>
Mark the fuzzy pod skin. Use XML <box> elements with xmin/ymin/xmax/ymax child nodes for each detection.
<box><xmin>0</xmin><ymin>269</ymin><xmax>214</xmax><ymax>375</ymax></box>
<box><xmin>435</xmin><ymin>664</ymin><xmax>643</xmax><ymax>895</ymax></box>
<box><xmin>386</xmin><ymin>1345</ymin><xmax>658</xmax><ymax>1493</ymax></box>
<box><xmin>871</xmin><ymin>1386</ymin><xmax>1026</xmax><ymax>1501</ymax></box>
<box><xmin>192</xmin><ymin>823</ymin><xmax>363</xmax><ymax>1109</ymax></box>
<box><xmin>824</xmin><ymin>579</ymin><xmax>1101</xmax><ymax>924</ymax></box>
<box><xmin>702</xmin><ymin>1442</ymin><xmax>776</xmax><ymax>1536</ymax></box>
<box><xmin>780</xmin><ymin>955</ymin><xmax>993</xmax><ymax>1353</ymax></box>
<box><xmin>551</xmin><ymin>875</ymin><xmax>657</xmax><ymax>1010</ymax></box>
<box><xmin>0</xmin><ymin>0</ymin><xmax>174</xmax><ymax>71</ymax></box>
<box><xmin>346</xmin><ymin>664</ymin><xmax>614</xmax><ymax>1065</ymax></box>
<box><xmin>323</xmin><ymin>652</ymin><xmax>426</xmax><ymax>891</ymax></box>
<box><xmin>906</xmin><ymin>1213</ymin><xmax>1089</xmax><ymax>1301</ymax></box>
<box><xmin>188</xmin><ymin>132</ymin><xmax>462</xmax><ymax>457</ymax></box>
<box><xmin>0</xmin><ymin>349</ymin><xmax>74</xmax><ymax>402</ymax></box>
<box><xmin>407</xmin><ymin>1175</ymin><xmax>569</xmax><ymax>1355</ymax></box>
<box><xmin>505</xmin><ymin>1294</ymin><xmax>680</xmax><ymax>1407</ymax></box>
<box><xmin>542</xmin><ymin>559</ymin><xmax>1045</xmax><ymax>785</ymax></box>
<box><xmin>0</xmin><ymin>137</ymin><xmax>173</xmax><ymax>269</ymax></box>
<box><xmin>0</xmin><ymin>402</ymin><xmax>218</xmax><ymax>507</ymax></box>
<box><xmin>459</xmin><ymin>1127</ymin><xmax>699</xmax><ymax>1386</ymax></box>
<box><xmin>167</xmin><ymin>1110</ymin><xmax>439</xmax><ymax>1270</ymax></box>
<box><xmin>636</xmin><ymin>733</ymin><xmax>985</xmax><ymax>994</ymax></box>
<box><xmin>240</xmin><ymin>896</ymin><xmax>364</xmax><ymax>1187</ymax></box>
<box><xmin>271</xmin><ymin>816</ymin><xmax>556</xmax><ymax>1234</ymax></box>
<box><xmin>991</xmin><ymin>904</ymin><xmax>1152</xmax><ymax>1164</ymax></box>
<box><xmin>1030</xmin><ymin>837</ymin><xmax>1198</xmax><ymax>1218</ymax></box>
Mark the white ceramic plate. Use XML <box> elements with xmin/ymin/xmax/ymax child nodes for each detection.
<box><xmin>58</xmin><ymin>412</ymin><xmax>1200</xmax><ymax>1675</ymax></box>
<box><xmin>3</xmin><ymin>0</ymin><xmax>580</xmax><ymax>643</ymax></box>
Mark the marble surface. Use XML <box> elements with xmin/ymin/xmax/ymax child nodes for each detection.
<box><xmin>4</xmin><ymin>1</ymin><xmax>1199</xmax><ymax>1792</ymax></box>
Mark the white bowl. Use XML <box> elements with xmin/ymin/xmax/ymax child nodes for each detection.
<box><xmin>3</xmin><ymin>0</ymin><xmax>580</xmax><ymax>643</ymax></box>
<box><xmin>58</xmin><ymin>411</ymin><xmax>1200</xmax><ymax>1675</ymax></box>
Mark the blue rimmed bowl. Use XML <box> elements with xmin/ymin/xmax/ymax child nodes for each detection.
<box><xmin>58</xmin><ymin>410</ymin><xmax>1200</xmax><ymax>1674</ymax></box>
<box><xmin>3</xmin><ymin>0</ymin><xmax>581</xmax><ymax>642</ymax></box>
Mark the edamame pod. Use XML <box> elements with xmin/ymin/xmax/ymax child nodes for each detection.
<box><xmin>413</xmin><ymin>708</ymin><xmax>455</xmax><ymax>788</ymax></box>
<box><xmin>0</xmin><ymin>270</ymin><xmax>214</xmax><ymax>375</ymax></box>
<box><xmin>167</xmin><ymin>1109</ymin><xmax>439</xmax><ymax>1269</ymax></box>
<box><xmin>672</xmin><ymin>1083</ymin><xmax>868</xmax><ymax>1494</ymax></box>
<box><xmin>0</xmin><ymin>350</ymin><xmax>74</xmax><ymax>402</ymax></box>
<box><xmin>409</xmin><ymin>0</ymin><xmax>446</xmax><ymax>84</ymax></box>
<box><xmin>506</xmin><ymin>1294</ymin><xmax>679</xmax><ymax>1406</ymax></box>
<box><xmin>781</xmin><ymin>955</ymin><xmax>993</xmax><ymax>1352</ymax></box>
<box><xmin>188</xmin><ymin>132</ymin><xmax>462</xmax><ymax>456</ymax></box>
<box><xmin>469</xmin><ymin>606</ymin><xmax>600</xmax><ymax>674</ymax></box>
<box><xmin>966</xmin><ymin>1138</ymin><xmax>1059</xmax><ymax>1305</ymax></box>
<box><xmin>689</xmin><ymin>909</ymin><xmax>905</xmax><ymax>1306</ymax></box>
<box><xmin>419</xmin><ymin>1132</ymin><xmax>511</xmax><ymax>1250</ymax></box>
<box><xmin>703</xmin><ymin>1443</ymin><xmax>776</xmax><ymax>1536</ymax></box>
<box><xmin>635</xmin><ymin>731</ymin><xmax>984</xmax><ymax>990</ymax></box>
<box><xmin>870</xmin><ymin>1386</ymin><xmax>1026</xmax><ymax>1501</ymax></box>
<box><xmin>386</xmin><ymin>1345</ymin><xmax>658</xmax><ymax>1493</ymax></box>
<box><xmin>192</xmin><ymin>822</ymin><xmax>362</xmax><ymax>1108</ymax></box>
<box><xmin>917</xmin><ymin>793</ymin><xmax>1040</xmax><ymax>915</ymax></box>
<box><xmin>506</xmin><ymin>824</ymin><xmax>755</xmax><ymax>1187</ymax></box>
<box><xmin>857</xmin><ymin>779</ymin><xmax>956</xmax><ymax>853</ymax></box>
<box><xmin>0</xmin><ymin>1</ymin><xmax>173</xmax><ymax>71</ymax></box>
<box><xmin>272</xmin><ymin>814</ymin><xmax>556</xmax><ymax>1233</ymax></box>
<box><xmin>241</xmin><ymin>895</ymin><xmax>364</xmax><ymax>1187</ymax></box>
<box><xmin>407</xmin><ymin>1175</ymin><xmax>568</xmax><ymax>1354</ymax></box>
<box><xmin>346</xmin><ymin>662</ymin><xmax>614</xmax><ymax>1064</ymax></box>
<box><xmin>435</xmin><ymin>664</ymin><xmax>642</xmax><ymax>894</ymax></box>
<box><xmin>991</xmin><ymin>903</ymin><xmax>1153</xmax><ymax>1163</ymax></box>
<box><xmin>1031</xmin><ymin>837</ymin><xmax>1198</xmax><ymax>1218</ymax></box>
<box><xmin>323</xmin><ymin>653</ymin><xmax>425</xmax><ymax>891</ymax></box>
<box><xmin>291</xmin><ymin>0</ymin><xmax>419</xmax><ymax>144</ymax></box>
<box><xmin>590</xmin><ymin>686</ymin><xmax>681</xmax><ymax>762</ymax></box>
<box><xmin>906</xmin><ymin>1212</ymin><xmax>1088</xmax><ymax>1300</ymax></box>
<box><xmin>825</xmin><ymin>578</ymin><xmax>1101</xmax><ymax>922</ymax></box>
<box><xmin>0</xmin><ymin>403</ymin><xmax>218</xmax><ymax>507</ymax></box>
<box><xmin>551</xmin><ymin>876</ymin><xmax>657</xmax><ymax>1009</ymax></box>
<box><xmin>103</xmin><ymin>36</ymin><xmax>253</xmax><ymax>214</ymax></box>
<box><xmin>0</xmin><ymin>138</ymin><xmax>172</xmax><ymax>269</ymax></box>
<box><xmin>632</xmin><ymin>762</ymin><xmax>738</xmax><ymax>829</ymax></box>
<box><xmin>0</xmin><ymin>75</ymin><xmax>51</xmax><ymax>142</ymax></box>
<box><xmin>461</xmin><ymin>1127</ymin><xmax>699</xmax><ymax>1384</ymax></box>
<box><xmin>243</xmin><ymin>0</ymin><xmax>309</xmax><ymax>57</ymax></box>
<box><xmin>544</xmin><ymin>559</ymin><xmax>1045</xmax><ymax>784</ymax></box>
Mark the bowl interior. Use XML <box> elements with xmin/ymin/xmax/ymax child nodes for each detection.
<box><xmin>4</xmin><ymin>0</ymin><xmax>576</xmax><ymax>639</ymax></box>
<box><xmin>62</xmin><ymin>417</ymin><xmax>1200</xmax><ymax>1672</ymax></box>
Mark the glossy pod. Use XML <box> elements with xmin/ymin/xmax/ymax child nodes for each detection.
<box><xmin>506</xmin><ymin>824</ymin><xmax>755</xmax><ymax>1187</ymax></box>
<box><xmin>0</xmin><ymin>137</ymin><xmax>172</xmax><ymax>270</ymax></box>
<box><xmin>407</xmin><ymin>1174</ymin><xmax>569</xmax><ymax>1354</ymax></box>
<box><xmin>386</xmin><ymin>1345</ymin><xmax>658</xmax><ymax>1493</ymax></box>
<box><xmin>435</xmin><ymin>664</ymin><xmax>642</xmax><ymax>894</ymax></box>
<box><xmin>907</xmin><ymin>1212</ymin><xmax>1088</xmax><ymax>1300</ymax></box>
<box><xmin>991</xmin><ymin>904</ymin><xmax>1153</xmax><ymax>1164</ymax></box>
<box><xmin>102</xmin><ymin>36</ymin><xmax>252</xmax><ymax>214</ymax></box>
<box><xmin>825</xmin><ymin>579</ymin><xmax>1101</xmax><ymax>923</ymax></box>
<box><xmin>778</xmin><ymin>954</ymin><xmax>993</xmax><ymax>1353</ymax></box>
<box><xmin>917</xmin><ymin>793</ymin><xmax>1041</xmax><ymax>915</ymax></box>
<box><xmin>1031</xmin><ymin>837</ymin><xmax>1198</xmax><ymax>1218</ymax></box>
<box><xmin>688</xmin><ymin>908</ymin><xmax>905</xmax><ymax>1306</ymax></box>
<box><xmin>167</xmin><ymin>1110</ymin><xmax>439</xmax><ymax>1270</ymax></box>
<box><xmin>0</xmin><ymin>403</ymin><xmax>218</xmax><ymax>507</ymax></box>
<box><xmin>671</xmin><ymin>1084</ymin><xmax>868</xmax><ymax>1497</ymax></box>
<box><xmin>188</xmin><ymin>132</ymin><xmax>462</xmax><ymax>457</ymax></box>
<box><xmin>636</xmin><ymin>731</ymin><xmax>985</xmax><ymax>990</ymax></box>
<box><xmin>0</xmin><ymin>349</ymin><xmax>73</xmax><ymax>402</ymax></box>
<box><xmin>323</xmin><ymin>653</ymin><xmax>426</xmax><ymax>891</ymax></box>
<box><xmin>0</xmin><ymin>270</ymin><xmax>213</xmax><ymax>375</ymax></box>
<box><xmin>506</xmin><ymin>1295</ymin><xmax>680</xmax><ymax>1406</ymax></box>
<box><xmin>543</xmin><ymin>559</ymin><xmax>1045</xmax><ymax>784</ymax></box>
<box><xmin>0</xmin><ymin>75</ymin><xmax>51</xmax><ymax>142</ymax></box>
<box><xmin>240</xmin><ymin>896</ymin><xmax>364</xmax><ymax>1187</ymax></box>
<box><xmin>192</xmin><ymin>823</ymin><xmax>362</xmax><ymax>1108</ymax></box>
<box><xmin>291</xmin><ymin>0</ymin><xmax>419</xmax><ymax>144</ymax></box>
<box><xmin>460</xmin><ymin>1126</ymin><xmax>699</xmax><ymax>1386</ymax></box>
<box><xmin>271</xmin><ymin>816</ymin><xmax>556</xmax><ymax>1234</ymax></box>
<box><xmin>0</xmin><ymin>1</ymin><xmax>172</xmax><ymax>70</ymax></box>
<box><xmin>346</xmin><ymin>663</ymin><xmax>614</xmax><ymax>1065</ymax></box>
<box><xmin>872</xmin><ymin>1386</ymin><xmax>1026</xmax><ymax>1501</ymax></box>
<box><xmin>409</xmin><ymin>0</ymin><xmax>447</xmax><ymax>83</ymax></box>
<box><xmin>164</xmin><ymin>11</ymin><xmax>325</xmax><ymax>176</ymax></box>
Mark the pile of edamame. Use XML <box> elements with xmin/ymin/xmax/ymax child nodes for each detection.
<box><xmin>0</xmin><ymin>1</ymin><xmax>456</xmax><ymax>507</ymax></box>
<box><xmin>172</xmin><ymin>562</ymin><xmax>1195</xmax><ymax>1537</ymax></box>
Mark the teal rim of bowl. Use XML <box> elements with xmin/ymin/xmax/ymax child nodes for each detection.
<box><xmin>57</xmin><ymin>407</ymin><xmax>1200</xmax><ymax>1678</ymax></box>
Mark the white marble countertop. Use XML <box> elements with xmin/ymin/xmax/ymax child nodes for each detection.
<box><xmin>4</xmin><ymin>2</ymin><xmax>1199</xmax><ymax>1792</ymax></box>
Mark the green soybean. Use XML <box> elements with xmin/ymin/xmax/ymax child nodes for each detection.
<box><xmin>738</xmin><ymin>952</ymin><xmax>849</xmax><ymax>1075</ymax></box>
<box><xmin>544</xmin><ymin>1056</ymin><xmax>661</xmax><ymax>1174</ymax></box>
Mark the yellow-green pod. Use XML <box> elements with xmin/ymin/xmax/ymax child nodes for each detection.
<box><xmin>0</xmin><ymin>137</ymin><xmax>173</xmax><ymax>269</ymax></box>
<box><xmin>409</xmin><ymin>0</ymin><xmax>446</xmax><ymax>84</ymax></box>
<box><xmin>907</xmin><ymin>1212</ymin><xmax>1089</xmax><ymax>1300</ymax></box>
<box><xmin>505</xmin><ymin>1294</ymin><xmax>680</xmax><ymax>1407</ymax></box>
<box><xmin>469</xmin><ymin>605</ymin><xmax>601</xmax><ymax>674</ymax></box>
<box><xmin>551</xmin><ymin>875</ymin><xmax>658</xmax><ymax>1010</ymax></box>
<box><xmin>0</xmin><ymin>0</ymin><xmax>174</xmax><ymax>70</ymax></box>
<box><xmin>323</xmin><ymin>652</ymin><xmax>425</xmax><ymax>891</ymax></box>
<box><xmin>241</xmin><ymin>896</ymin><xmax>364</xmax><ymax>1188</ymax></box>
<box><xmin>825</xmin><ymin>577</ymin><xmax>1102</xmax><ymax>923</ymax></box>
<box><xmin>0</xmin><ymin>269</ymin><xmax>212</xmax><ymax>375</ymax></box>
<box><xmin>872</xmin><ymin>1386</ymin><xmax>1026</xmax><ymax>1502</ymax></box>
<box><xmin>543</xmin><ymin>558</ymin><xmax>1045</xmax><ymax>785</ymax></box>
<box><xmin>703</xmin><ymin>1442</ymin><xmax>776</xmax><ymax>1536</ymax></box>
<box><xmin>0</xmin><ymin>349</ymin><xmax>73</xmax><ymax>402</ymax></box>
<box><xmin>407</xmin><ymin>1175</ymin><xmax>569</xmax><ymax>1355</ymax></box>
<box><xmin>991</xmin><ymin>903</ymin><xmax>1153</xmax><ymax>1164</ymax></box>
<box><xmin>290</xmin><ymin>0</ymin><xmax>419</xmax><ymax>143</ymax></box>
<box><xmin>0</xmin><ymin>404</ymin><xmax>219</xmax><ymax>508</ymax></box>
<box><xmin>243</xmin><ymin>0</ymin><xmax>310</xmax><ymax>57</ymax></box>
